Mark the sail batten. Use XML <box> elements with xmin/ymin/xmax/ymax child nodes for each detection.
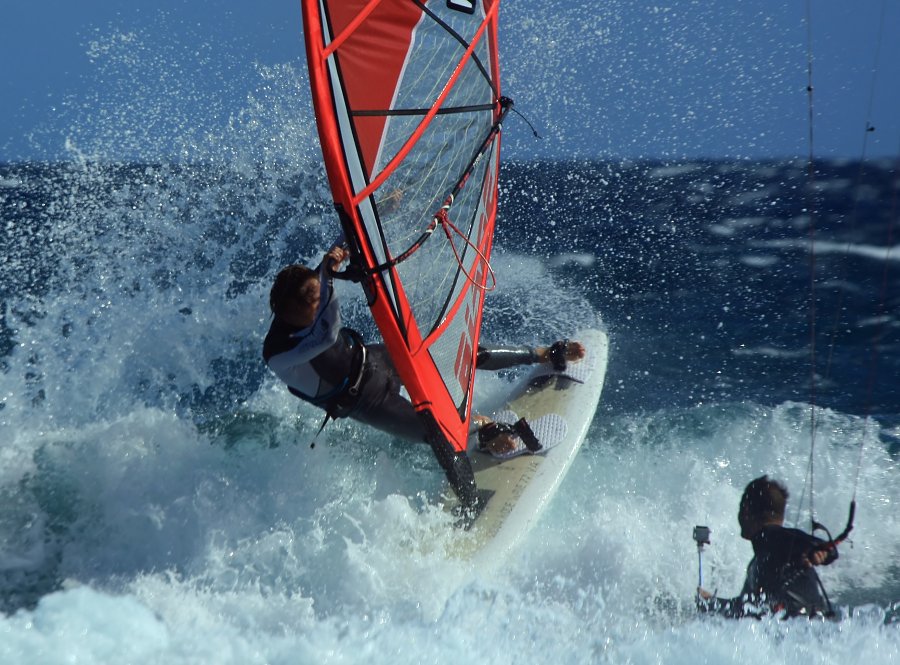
<box><xmin>302</xmin><ymin>0</ymin><xmax>503</xmax><ymax>454</ymax></box>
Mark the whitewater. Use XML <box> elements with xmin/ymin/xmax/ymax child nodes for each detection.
<box><xmin>2</xmin><ymin>12</ymin><xmax>900</xmax><ymax>665</ymax></box>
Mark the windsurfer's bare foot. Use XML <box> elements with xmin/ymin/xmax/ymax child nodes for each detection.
<box><xmin>473</xmin><ymin>415</ymin><xmax>518</xmax><ymax>455</ymax></box>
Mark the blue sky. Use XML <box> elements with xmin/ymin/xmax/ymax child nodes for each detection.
<box><xmin>2</xmin><ymin>1</ymin><xmax>898</xmax><ymax>161</ymax></box>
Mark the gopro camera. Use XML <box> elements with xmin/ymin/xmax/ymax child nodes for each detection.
<box><xmin>692</xmin><ymin>525</ymin><xmax>711</xmax><ymax>546</ymax></box>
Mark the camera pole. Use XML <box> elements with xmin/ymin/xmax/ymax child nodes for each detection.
<box><xmin>692</xmin><ymin>526</ymin><xmax>711</xmax><ymax>589</ymax></box>
<box><xmin>697</xmin><ymin>542</ymin><xmax>704</xmax><ymax>588</ymax></box>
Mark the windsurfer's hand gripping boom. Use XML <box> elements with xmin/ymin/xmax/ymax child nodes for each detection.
<box><xmin>323</xmin><ymin>244</ymin><xmax>349</xmax><ymax>273</ymax></box>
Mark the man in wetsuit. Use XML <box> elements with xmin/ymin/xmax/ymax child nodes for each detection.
<box><xmin>697</xmin><ymin>475</ymin><xmax>837</xmax><ymax>619</ymax></box>
<box><xmin>263</xmin><ymin>245</ymin><xmax>584</xmax><ymax>507</ymax></box>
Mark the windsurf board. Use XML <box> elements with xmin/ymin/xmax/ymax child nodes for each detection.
<box><xmin>448</xmin><ymin>327</ymin><xmax>609</xmax><ymax>569</ymax></box>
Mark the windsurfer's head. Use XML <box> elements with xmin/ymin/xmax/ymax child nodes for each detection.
<box><xmin>270</xmin><ymin>264</ymin><xmax>320</xmax><ymax>328</ymax></box>
<box><xmin>738</xmin><ymin>475</ymin><xmax>788</xmax><ymax>539</ymax></box>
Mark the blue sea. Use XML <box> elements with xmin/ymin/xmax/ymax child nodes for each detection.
<box><xmin>2</xmin><ymin>32</ymin><xmax>900</xmax><ymax>665</ymax></box>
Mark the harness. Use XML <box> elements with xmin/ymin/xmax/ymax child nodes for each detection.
<box><xmin>288</xmin><ymin>328</ymin><xmax>369</xmax><ymax>446</ymax></box>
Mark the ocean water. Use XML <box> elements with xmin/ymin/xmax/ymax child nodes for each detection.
<box><xmin>3</xmin><ymin>29</ymin><xmax>900</xmax><ymax>665</ymax></box>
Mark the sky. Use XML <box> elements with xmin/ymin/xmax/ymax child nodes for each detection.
<box><xmin>1</xmin><ymin>0</ymin><xmax>898</xmax><ymax>162</ymax></box>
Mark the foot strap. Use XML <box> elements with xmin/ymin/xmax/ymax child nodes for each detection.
<box><xmin>547</xmin><ymin>339</ymin><xmax>569</xmax><ymax>372</ymax></box>
<box><xmin>477</xmin><ymin>417</ymin><xmax>543</xmax><ymax>453</ymax></box>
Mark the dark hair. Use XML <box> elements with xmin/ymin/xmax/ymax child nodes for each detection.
<box><xmin>740</xmin><ymin>475</ymin><xmax>789</xmax><ymax>522</ymax></box>
<box><xmin>269</xmin><ymin>264</ymin><xmax>316</xmax><ymax>318</ymax></box>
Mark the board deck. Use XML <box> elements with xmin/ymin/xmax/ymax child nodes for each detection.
<box><xmin>449</xmin><ymin>328</ymin><xmax>609</xmax><ymax>568</ymax></box>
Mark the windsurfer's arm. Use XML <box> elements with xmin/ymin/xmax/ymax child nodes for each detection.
<box><xmin>475</xmin><ymin>346</ymin><xmax>539</xmax><ymax>370</ymax></box>
<box><xmin>697</xmin><ymin>587</ymin><xmax>728</xmax><ymax>613</ymax></box>
<box><xmin>324</xmin><ymin>245</ymin><xmax>349</xmax><ymax>272</ymax></box>
<box><xmin>316</xmin><ymin>244</ymin><xmax>349</xmax><ymax>277</ymax></box>
<box><xmin>475</xmin><ymin>341</ymin><xmax>586</xmax><ymax>371</ymax></box>
<box><xmin>328</xmin><ymin>231</ymin><xmax>346</xmax><ymax>251</ymax></box>
<box><xmin>696</xmin><ymin>587</ymin><xmax>752</xmax><ymax>618</ymax></box>
<box><xmin>697</xmin><ymin>558</ymin><xmax>759</xmax><ymax>618</ymax></box>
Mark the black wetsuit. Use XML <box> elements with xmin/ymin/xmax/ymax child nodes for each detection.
<box><xmin>262</xmin><ymin>262</ymin><xmax>540</xmax><ymax>443</ymax></box>
<box><xmin>699</xmin><ymin>525</ymin><xmax>837</xmax><ymax>619</ymax></box>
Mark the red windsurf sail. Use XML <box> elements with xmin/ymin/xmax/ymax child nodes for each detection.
<box><xmin>300</xmin><ymin>0</ymin><xmax>506</xmax><ymax>470</ymax></box>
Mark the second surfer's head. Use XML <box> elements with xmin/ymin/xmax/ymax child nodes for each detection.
<box><xmin>270</xmin><ymin>264</ymin><xmax>320</xmax><ymax>328</ymax></box>
<box><xmin>738</xmin><ymin>475</ymin><xmax>788</xmax><ymax>539</ymax></box>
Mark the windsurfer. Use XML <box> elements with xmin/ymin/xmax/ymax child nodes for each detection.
<box><xmin>262</xmin><ymin>245</ymin><xmax>585</xmax><ymax>457</ymax></box>
<box><xmin>697</xmin><ymin>475</ymin><xmax>838</xmax><ymax>619</ymax></box>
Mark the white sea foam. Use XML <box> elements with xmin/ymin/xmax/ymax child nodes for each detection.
<box><xmin>738</xmin><ymin>254</ymin><xmax>779</xmax><ymax>268</ymax></box>
<box><xmin>2</xmin><ymin>401</ymin><xmax>899</xmax><ymax>664</ymax></box>
<box><xmin>549</xmin><ymin>252</ymin><xmax>597</xmax><ymax>268</ymax></box>
<box><xmin>757</xmin><ymin>239</ymin><xmax>900</xmax><ymax>263</ymax></box>
<box><xmin>732</xmin><ymin>345</ymin><xmax>808</xmax><ymax>359</ymax></box>
<box><xmin>707</xmin><ymin>217</ymin><xmax>769</xmax><ymax>237</ymax></box>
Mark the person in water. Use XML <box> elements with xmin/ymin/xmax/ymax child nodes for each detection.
<box><xmin>262</xmin><ymin>244</ymin><xmax>585</xmax><ymax>506</ymax></box>
<box><xmin>697</xmin><ymin>475</ymin><xmax>838</xmax><ymax>619</ymax></box>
